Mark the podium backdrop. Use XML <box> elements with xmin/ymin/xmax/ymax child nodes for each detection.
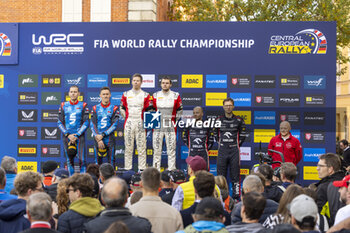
<box><xmin>0</xmin><ymin>22</ymin><xmax>336</xmax><ymax>185</ymax></box>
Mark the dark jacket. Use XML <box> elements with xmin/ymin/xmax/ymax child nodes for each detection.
<box><xmin>46</xmin><ymin>183</ymin><xmax>58</xmax><ymax>202</ymax></box>
<box><xmin>20</xmin><ymin>227</ymin><xmax>59</xmax><ymax>233</ymax></box>
<box><xmin>181</xmin><ymin>202</ymin><xmax>231</xmax><ymax>228</ymax></box>
<box><xmin>315</xmin><ymin>171</ymin><xmax>345</xmax><ymax>213</ymax></box>
<box><xmin>57</xmin><ymin>197</ymin><xmax>104</xmax><ymax>233</ymax></box>
<box><xmin>231</xmin><ymin>199</ymin><xmax>278</xmax><ymax>224</ymax></box>
<box><xmin>327</xmin><ymin>178</ymin><xmax>346</xmax><ymax>226</ymax></box>
<box><xmin>263</xmin><ymin>184</ymin><xmax>283</xmax><ymax>203</ymax></box>
<box><xmin>343</xmin><ymin>148</ymin><xmax>350</xmax><ymax>167</ymax></box>
<box><xmin>83</xmin><ymin>207</ymin><xmax>152</xmax><ymax>233</ymax></box>
<box><xmin>227</xmin><ymin>222</ymin><xmax>264</xmax><ymax>233</ymax></box>
<box><xmin>0</xmin><ymin>198</ymin><xmax>30</xmax><ymax>233</ymax></box>
<box><xmin>161</xmin><ymin>190</ymin><xmax>175</xmax><ymax>205</ymax></box>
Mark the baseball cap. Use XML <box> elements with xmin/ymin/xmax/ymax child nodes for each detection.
<box><xmin>333</xmin><ymin>175</ymin><xmax>350</xmax><ymax>188</ymax></box>
<box><xmin>54</xmin><ymin>168</ymin><xmax>69</xmax><ymax>179</ymax></box>
<box><xmin>170</xmin><ymin>169</ymin><xmax>186</xmax><ymax>183</ymax></box>
<box><xmin>195</xmin><ymin>197</ymin><xmax>225</xmax><ymax>218</ymax></box>
<box><xmin>186</xmin><ymin>156</ymin><xmax>206</xmax><ymax>172</ymax></box>
<box><xmin>42</xmin><ymin>160</ymin><xmax>59</xmax><ymax>174</ymax></box>
<box><xmin>131</xmin><ymin>172</ymin><xmax>141</xmax><ymax>186</ymax></box>
<box><xmin>116</xmin><ymin>169</ymin><xmax>136</xmax><ymax>186</ymax></box>
<box><xmin>161</xmin><ymin>170</ymin><xmax>171</xmax><ymax>182</ymax></box>
<box><xmin>289</xmin><ymin>194</ymin><xmax>318</xmax><ymax>222</ymax></box>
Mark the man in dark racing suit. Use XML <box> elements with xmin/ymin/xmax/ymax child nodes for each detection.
<box><xmin>214</xmin><ymin>98</ymin><xmax>246</xmax><ymax>201</ymax></box>
<box><xmin>182</xmin><ymin>106</ymin><xmax>214</xmax><ymax>169</ymax></box>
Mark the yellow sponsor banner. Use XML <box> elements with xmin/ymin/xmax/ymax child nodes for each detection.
<box><xmin>240</xmin><ymin>169</ymin><xmax>249</xmax><ymax>175</ymax></box>
<box><xmin>43</xmin><ymin>78</ymin><xmax>48</xmax><ymax>84</ymax></box>
<box><xmin>18</xmin><ymin>147</ymin><xmax>36</xmax><ymax>154</ymax></box>
<box><xmin>89</xmin><ymin>148</ymin><xmax>94</xmax><ymax>153</ymax></box>
<box><xmin>112</xmin><ymin>78</ymin><xmax>130</xmax><ymax>84</ymax></box>
<box><xmin>281</xmin><ymin>78</ymin><xmax>287</xmax><ymax>84</ymax></box>
<box><xmin>55</xmin><ymin>78</ymin><xmax>60</xmax><ymax>84</ymax></box>
<box><xmin>254</xmin><ymin>129</ymin><xmax>275</xmax><ymax>143</ymax></box>
<box><xmin>206</xmin><ymin>93</ymin><xmax>227</xmax><ymax>106</ymax></box>
<box><xmin>303</xmin><ymin>166</ymin><xmax>320</xmax><ymax>180</ymax></box>
<box><xmin>0</xmin><ymin>75</ymin><xmax>4</xmax><ymax>88</ymax></box>
<box><xmin>233</xmin><ymin>111</ymin><xmax>251</xmax><ymax>125</ymax></box>
<box><xmin>66</xmin><ymin>95</ymin><xmax>83</xmax><ymax>101</ymax></box>
<box><xmin>147</xmin><ymin>149</ymin><xmax>153</xmax><ymax>156</ymax></box>
<box><xmin>182</xmin><ymin>74</ymin><xmax>203</xmax><ymax>88</ymax></box>
<box><xmin>209</xmin><ymin>150</ymin><xmax>218</xmax><ymax>157</ymax></box>
<box><xmin>17</xmin><ymin>161</ymin><xmax>37</xmax><ymax>173</ymax></box>
<box><xmin>20</xmin><ymin>95</ymin><xmax>26</xmax><ymax>100</ymax></box>
<box><xmin>268</xmin><ymin>45</ymin><xmax>311</xmax><ymax>54</ymax></box>
<box><xmin>306</xmin><ymin>97</ymin><xmax>312</xmax><ymax>102</ymax></box>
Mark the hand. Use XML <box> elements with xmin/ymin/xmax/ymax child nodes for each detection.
<box><xmin>68</xmin><ymin>134</ymin><xmax>77</xmax><ymax>143</ymax></box>
<box><xmin>346</xmin><ymin>166</ymin><xmax>350</xmax><ymax>172</ymax></box>
<box><xmin>95</xmin><ymin>134</ymin><xmax>103</xmax><ymax>141</ymax></box>
<box><xmin>98</xmin><ymin>140</ymin><xmax>105</xmax><ymax>150</ymax></box>
<box><xmin>52</xmin><ymin>201</ymin><xmax>58</xmax><ymax>216</ymax></box>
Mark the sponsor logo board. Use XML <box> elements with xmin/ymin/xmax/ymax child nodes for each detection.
<box><xmin>303</xmin><ymin>131</ymin><xmax>325</xmax><ymax>144</ymax></box>
<box><xmin>254</xmin><ymin>129</ymin><xmax>275</xmax><ymax>143</ymax></box>
<box><xmin>17</xmin><ymin>161</ymin><xmax>37</xmax><ymax>173</ymax></box>
<box><xmin>230</xmin><ymin>93</ymin><xmax>251</xmax><ymax>107</ymax></box>
<box><xmin>140</xmin><ymin>74</ymin><xmax>155</xmax><ymax>88</ymax></box>
<box><xmin>232</xmin><ymin>111</ymin><xmax>251</xmax><ymax>125</ymax></box>
<box><xmin>87</xmin><ymin>74</ymin><xmax>108</xmax><ymax>88</ymax></box>
<box><xmin>42</xmin><ymin>74</ymin><xmax>61</xmax><ymax>87</ymax></box>
<box><xmin>206</xmin><ymin>93</ymin><xmax>227</xmax><ymax>106</ymax></box>
<box><xmin>230</xmin><ymin>75</ymin><xmax>251</xmax><ymax>88</ymax></box>
<box><xmin>182</xmin><ymin>74</ymin><xmax>203</xmax><ymax>88</ymax></box>
<box><xmin>18</xmin><ymin>144</ymin><xmax>37</xmax><ymax>157</ymax></box>
<box><xmin>206</xmin><ymin>75</ymin><xmax>227</xmax><ymax>88</ymax></box>
<box><xmin>17</xmin><ymin>127</ymin><xmax>37</xmax><ymax>139</ymax></box>
<box><xmin>182</xmin><ymin>93</ymin><xmax>202</xmax><ymax>106</ymax></box>
<box><xmin>41</xmin><ymin>127</ymin><xmax>60</xmax><ymax>140</ymax></box>
<box><xmin>304</xmin><ymin>75</ymin><xmax>326</xmax><ymax>89</ymax></box>
<box><xmin>240</xmin><ymin>147</ymin><xmax>251</xmax><ymax>161</ymax></box>
<box><xmin>181</xmin><ymin>146</ymin><xmax>189</xmax><ymax>159</ymax></box>
<box><xmin>18</xmin><ymin>109</ymin><xmax>38</xmax><ymax>122</ymax></box>
<box><xmin>254</xmin><ymin>111</ymin><xmax>276</xmax><ymax>125</ymax></box>
<box><xmin>304</xmin><ymin>112</ymin><xmax>325</xmax><ymax>125</ymax></box>
<box><xmin>279</xmin><ymin>75</ymin><xmax>300</xmax><ymax>88</ymax></box>
<box><xmin>18</xmin><ymin>92</ymin><xmax>38</xmax><ymax>105</ymax></box>
<box><xmin>41</xmin><ymin>145</ymin><xmax>61</xmax><ymax>157</ymax></box>
<box><xmin>64</xmin><ymin>74</ymin><xmax>85</xmax><ymax>87</ymax></box>
<box><xmin>279</xmin><ymin>94</ymin><xmax>300</xmax><ymax>107</ymax></box>
<box><xmin>303</xmin><ymin>148</ymin><xmax>326</xmax><ymax>162</ymax></box>
<box><xmin>111</xmin><ymin>92</ymin><xmax>123</xmax><ymax>106</ymax></box>
<box><xmin>41</xmin><ymin>110</ymin><xmax>59</xmax><ymax>122</ymax></box>
<box><xmin>304</xmin><ymin>166</ymin><xmax>321</xmax><ymax>180</ymax></box>
<box><xmin>254</xmin><ymin>94</ymin><xmax>275</xmax><ymax>106</ymax></box>
<box><xmin>278</xmin><ymin>112</ymin><xmax>300</xmax><ymax>125</ymax></box>
<box><xmin>304</xmin><ymin>95</ymin><xmax>325</xmax><ymax>106</ymax></box>
<box><xmin>111</xmin><ymin>74</ymin><xmax>131</xmax><ymax>88</ymax></box>
<box><xmin>254</xmin><ymin>75</ymin><xmax>276</xmax><ymax>88</ymax></box>
<box><xmin>41</xmin><ymin>92</ymin><xmax>61</xmax><ymax>105</ymax></box>
<box><xmin>18</xmin><ymin>74</ymin><xmax>38</xmax><ymax>87</ymax></box>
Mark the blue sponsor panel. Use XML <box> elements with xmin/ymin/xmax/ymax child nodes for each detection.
<box><xmin>304</xmin><ymin>75</ymin><xmax>326</xmax><ymax>89</ymax></box>
<box><xmin>111</xmin><ymin>92</ymin><xmax>123</xmax><ymax>106</ymax></box>
<box><xmin>230</xmin><ymin>93</ymin><xmax>251</xmax><ymax>107</ymax></box>
<box><xmin>206</xmin><ymin>75</ymin><xmax>227</xmax><ymax>88</ymax></box>
<box><xmin>303</xmin><ymin>148</ymin><xmax>326</xmax><ymax>162</ymax></box>
<box><xmin>254</xmin><ymin>111</ymin><xmax>276</xmax><ymax>125</ymax></box>
<box><xmin>64</xmin><ymin>74</ymin><xmax>85</xmax><ymax>88</ymax></box>
<box><xmin>86</xmin><ymin>92</ymin><xmax>101</xmax><ymax>106</ymax></box>
<box><xmin>181</xmin><ymin>146</ymin><xmax>189</xmax><ymax>160</ymax></box>
<box><xmin>87</xmin><ymin>74</ymin><xmax>108</xmax><ymax>88</ymax></box>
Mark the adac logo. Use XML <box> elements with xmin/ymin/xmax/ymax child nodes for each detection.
<box><xmin>269</xmin><ymin>29</ymin><xmax>327</xmax><ymax>54</ymax></box>
<box><xmin>0</xmin><ymin>33</ymin><xmax>12</xmax><ymax>56</ymax></box>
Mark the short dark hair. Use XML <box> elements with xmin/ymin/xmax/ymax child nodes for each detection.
<box><xmin>141</xmin><ymin>167</ymin><xmax>160</xmax><ymax>192</ymax></box>
<box><xmin>242</xmin><ymin>191</ymin><xmax>266</xmax><ymax>220</ymax></box>
<box><xmin>0</xmin><ymin>167</ymin><xmax>6</xmax><ymax>187</ymax></box>
<box><xmin>160</xmin><ymin>76</ymin><xmax>172</xmax><ymax>84</ymax></box>
<box><xmin>67</xmin><ymin>173</ymin><xmax>94</xmax><ymax>197</ymax></box>
<box><xmin>319</xmin><ymin>153</ymin><xmax>341</xmax><ymax>172</ymax></box>
<box><xmin>340</xmin><ymin>139</ymin><xmax>349</xmax><ymax>147</ymax></box>
<box><xmin>99</xmin><ymin>163</ymin><xmax>115</xmax><ymax>180</ymax></box>
<box><xmin>193</xmin><ymin>171</ymin><xmax>215</xmax><ymax>198</ymax></box>
<box><xmin>100</xmin><ymin>86</ymin><xmax>111</xmax><ymax>94</ymax></box>
<box><xmin>223</xmin><ymin>98</ymin><xmax>234</xmax><ymax>106</ymax></box>
<box><xmin>132</xmin><ymin>73</ymin><xmax>143</xmax><ymax>82</ymax></box>
<box><xmin>295</xmin><ymin>217</ymin><xmax>317</xmax><ymax>231</ymax></box>
<box><xmin>257</xmin><ymin>164</ymin><xmax>273</xmax><ymax>181</ymax></box>
<box><xmin>280</xmin><ymin>162</ymin><xmax>297</xmax><ymax>181</ymax></box>
<box><xmin>87</xmin><ymin>164</ymin><xmax>100</xmax><ymax>178</ymax></box>
<box><xmin>101</xmin><ymin>178</ymin><xmax>128</xmax><ymax>208</ymax></box>
<box><xmin>69</xmin><ymin>85</ymin><xmax>79</xmax><ymax>92</ymax></box>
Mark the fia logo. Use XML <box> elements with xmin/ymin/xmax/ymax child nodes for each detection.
<box><xmin>143</xmin><ymin>111</ymin><xmax>161</xmax><ymax>129</ymax></box>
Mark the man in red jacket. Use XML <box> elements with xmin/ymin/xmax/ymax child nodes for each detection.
<box><xmin>268</xmin><ymin>121</ymin><xmax>302</xmax><ymax>168</ymax></box>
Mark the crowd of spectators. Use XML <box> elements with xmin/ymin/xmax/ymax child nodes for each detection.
<box><xmin>2</xmin><ymin>149</ymin><xmax>350</xmax><ymax>233</ymax></box>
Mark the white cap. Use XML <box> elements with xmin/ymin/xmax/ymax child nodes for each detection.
<box><xmin>289</xmin><ymin>194</ymin><xmax>318</xmax><ymax>222</ymax></box>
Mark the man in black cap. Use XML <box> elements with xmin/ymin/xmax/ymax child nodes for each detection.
<box><xmin>46</xmin><ymin>168</ymin><xmax>69</xmax><ymax>202</ymax></box>
<box><xmin>162</xmin><ymin>169</ymin><xmax>185</xmax><ymax>205</ymax></box>
<box><xmin>159</xmin><ymin>170</ymin><xmax>172</xmax><ymax>198</ymax></box>
<box><xmin>125</xmin><ymin>172</ymin><xmax>142</xmax><ymax>208</ymax></box>
<box><xmin>176</xmin><ymin>197</ymin><xmax>227</xmax><ymax>233</ymax></box>
<box><xmin>42</xmin><ymin>161</ymin><xmax>59</xmax><ymax>187</ymax></box>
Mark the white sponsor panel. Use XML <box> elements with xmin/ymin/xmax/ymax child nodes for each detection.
<box><xmin>141</xmin><ymin>74</ymin><xmax>155</xmax><ymax>88</ymax></box>
<box><xmin>240</xmin><ymin>147</ymin><xmax>251</xmax><ymax>161</ymax></box>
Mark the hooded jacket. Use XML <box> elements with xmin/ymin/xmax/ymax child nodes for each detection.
<box><xmin>57</xmin><ymin>197</ymin><xmax>104</xmax><ymax>233</ymax></box>
<box><xmin>0</xmin><ymin>198</ymin><xmax>30</xmax><ymax>233</ymax></box>
<box><xmin>176</xmin><ymin>221</ymin><xmax>229</xmax><ymax>233</ymax></box>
